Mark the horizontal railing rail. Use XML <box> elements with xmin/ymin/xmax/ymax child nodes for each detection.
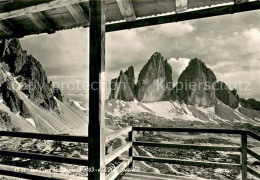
<box><xmin>0</xmin><ymin>127</ymin><xmax>259</xmax><ymax>180</ymax></box>
<box><xmin>132</xmin><ymin>127</ymin><xmax>245</xmax><ymax>134</ymax></box>
<box><xmin>131</xmin><ymin>127</ymin><xmax>260</xmax><ymax>180</ymax></box>
<box><xmin>0</xmin><ymin>150</ymin><xmax>88</xmax><ymax>166</ymax></box>
<box><xmin>0</xmin><ymin>131</ymin><xmax>88</xmax><ymax>143</ymax></box>
<box><xmin>133</xmin><ymin>156</ymin><xmax>241</xmax><ymax>170</ymax></box>
<box><xmin>133</xmin><ymin>141</ymin><xmax>241</xmax><ymax>152</ymax></box>
<box><xmin>0</xmin><ymin>131</ymin><xmax>89</xmax><ymax>180</ymax></box>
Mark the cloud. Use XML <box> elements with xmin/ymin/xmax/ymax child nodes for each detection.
<box><xmin>19</xmin><ymin>10</ymin><xmax>260</xmax><ymax>101</ymax></box>
<box><xmin>168</xmin><ymin>57</ymin><xmax>190</xmax><ymax>75</ymax></box>
<box><xmin>157</xmin><ymin>22</ymin><xmax>195</xmax><ymax>36</ymax></box>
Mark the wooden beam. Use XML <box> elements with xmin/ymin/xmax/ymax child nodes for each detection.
<box><xmin>0</xmin><ymin>0</ymin><xmax>89</xmax><ymax>21</ymax></box>
<box><xmin>176</xmin><ymin>0</ymin><xmax>188</xmax><ymax>13</ymax></box>
<box><xmin>66</xmin><ymin>4</ymin><xmax>89</xmax><ymax>24</ymax></box>
<box><xmin>0</xmin><ymin>150</ymin><xmax>88</xmax><ymax>166</ymax></box>
<box><xmin>106</xmin><ymin>1</ymin><xmax>260</xmax><ymax>32</ymax></box>
<box><xmin>241</xmin><ymin>133</ymin><xmax>247</xmax><ymax>180</ymax></box>
<box><xmin>27</xmin><ymin>12</ymin><xmax>52</xmax><ymax>32</ymax></box>
<box><xmin>0</xmin><ymin>130</ymin><xmax>88</xmax><ymax>143</ymax></box>
<box><xmin>248</xmin><ymin>131</ymin><xmax>260</xmax><ymax>141</ymax></box>
<box><xmin>247</xmin><ymin>148</ymin><xmax>260</xmax><ymax>161</ymax></box>
<box><xmin>0</xmin><ymin>21</ymin><xmax>12</xmax><ymax>35</ymax></box>
<box><xmin>235</xmin><ymin>0</ymin><xmax>249</xmax><ymax>4</ymax></box>
<box><xmin>88</xmin><ymin>0</ymin><xmax>106</xmax><ymax>179</ymax></box>
<box><xmin>133</xmin><ymin>141</ymin><xmax>241</xmax><ymax>152</ymax></box>
<box><xmin>132</xmin><ymin>127</ymin><xmax>244</xmax><ymax>134</ymax></box>
<box><xmin>248</xmin><ymin>166</ymin><xmax>260</xmax><ymax>179</ymax></box>
<box><xmin>116</xmin><ymin>0</ymin><xmax>136</xmax><ymax>22</ymax></box>
<box><xmin>133</xmin><ymin>156</ymin><xmax>241</xmax><ymax>170</ymax></box>
<box><xmin>105</xmin><ymin>142</ymin><xmax>132</xmax><ymax>165</ymax></box>
<box><xmin>105</xmin><ymin>126</ymin><xmax>132</xmax><ymax>143</ymax></box>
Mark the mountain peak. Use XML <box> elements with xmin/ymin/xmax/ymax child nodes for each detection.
<box><xmin>0</xmin><ymin>38</ymin><xmax>61</xmax><ymax>111</ymax></box>
<box><xmin>176</xmin><ymin>58</ymin><xmax>217</xmax><ymax>106</ymax></box>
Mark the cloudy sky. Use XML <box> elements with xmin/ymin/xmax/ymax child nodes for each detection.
<box><xmin>20</xmin><ymin>10</ymin><xmax>260</xmax><ymax>104</ymax></box>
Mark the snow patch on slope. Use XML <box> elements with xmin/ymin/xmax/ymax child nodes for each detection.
<box><xmin>73</xmin><ymin>101</ymin><xmax>87</xmax><ymax>111</ymax></box>
<box><xmin>26</xmin><ymin>118</ymin><xmax>36</xmax><ymax>127</ymax></box>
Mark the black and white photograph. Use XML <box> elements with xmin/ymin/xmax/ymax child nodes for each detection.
<box><xmin>0</xmin><ymin>0</ymin><xmax>259</xmax><ymax>179</ymax></box>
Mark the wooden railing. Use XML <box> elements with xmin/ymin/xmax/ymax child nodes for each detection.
<box><xmin>105</xmin><ymin>127</ymin><xmax>260</xmax><ymax>180</ymax></box>
<box><xmin>0</xmin><ymin>128</ymin><xmax>259</xmax><ymax>180</ymax></box>
<box><xmin>0</xmin><ymin>131</ymin><xmax>88</xmax><ymax>180</ymax></box>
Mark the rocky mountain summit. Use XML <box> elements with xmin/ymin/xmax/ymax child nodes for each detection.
<box><xmin>0</xmin><ymin>39</ymin><xmax>61</xmax><ymax>113</ymax></box>
<box><xmin>109</xmin><ymin>52</ymin><xmax>260</xmax><ymax>111</ymax></box>
<box><xmin>109</xmin><ymin>67</ymin><xmax>135</xmax><ymax>101</ymax></box>
<box><xmin>110</xmin><ymin>52</ymin><xmax>177</xmax><ymax>103</ymax></box>
<box><xmin>136</xmin><ymin>52</ymin><xmax>176</xmax><ymax>102</ymax></box>
<box><xmin>176</xmin><ymin>58</ymin><xmax>217</xmax><ymax>106</ymax></box>
<box><xmin>0</xmin><ymin>38</ymin><xmax>87</xmax><ymax>134</ymax></box>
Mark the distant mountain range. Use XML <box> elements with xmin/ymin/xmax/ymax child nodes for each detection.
<box><xmin>108</xmin><ymin>52</ymin><xmax>260</xmax><ymax>124</ymax></box>
<box><xmin>0</xmin><ymin>39</ymin><xmax>88</xmax><ymax>135</ymax></box>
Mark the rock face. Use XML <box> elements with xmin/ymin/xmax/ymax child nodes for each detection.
<box><xmin>53</xmin><ymin>88</ymin><xmax>63</xmax><ymax>102</ymax></box>
<box><xmin>1</xmin><ymin>81</ymin><xmax>31</xmax><ymax>118</ymax></box>
<box><xmin>136</xmin><ymin>52</ymin><xmax>174</xmax><ymax>102</ymax></box>
<box><xmin>215</xmin><ymin>81</ymin><xmax>239</xmax><ymax>109</ymax></box>
<box><xmin>0</xmin><ymin>38</ymin><xmax>61</xmax><ymax>111</ymax></box>
<box><xmin>176</xmin><ymin>58</ymin><xmax>217</xmax><ymax>106</ymax></box>
<box><xmin>240</xmin><ymin>98</ymin><xmax>260</xmax><ymax>110</ymax></box>
<box><xmin>109</xmin><ymin>68</ymin><xmax>135</xmax><ymax>102</ymax></box>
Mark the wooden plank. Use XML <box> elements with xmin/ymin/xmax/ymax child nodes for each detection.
<box><xmin>132</xmin><ymin>0</ymin><xmax>175</xmax><ymax>18</ymax></box>
<box><xmin>0</xmin><ymin>150</ymin><xmax>88</xmax><ymax>166</ymax></box>
<box><xmin>132</xmin><ymin>127</ymin><xmax>244</xmax><ymax>134</ymax></box>
<box><xmin>235</xmin><ymin>0</ymin><xmax>249</xmax><ymax>4</ymax></box>
<box><xmin>105</xmin><ymin>126</ymin><xmax>132</xmax><ymax>143</ymax></box>
<box><xmin>88</xmin><ymin>0</ymin><xmax>106</xmax><ymax>179</ymax></box>
<box><xmin>0</xmin><ymin>21</ymin><xmax>12</xmax><ymax>35</ymax></box>
<box><xmin>106</xmin><ymin>157</ymin><xmax>132</xmax><ymax>180</ymax></box>
<box><xmin>66</xmin><ymin>4</ymin><xmax>89</xmax><ymax>24</ymax></box>
<box><xmin>176</xmin><ymin>0</ymin><xmax>188</xmax><ymax>13</ymax></box>
<box><xmin>241</xmin><ymin>133</ymin><xmax>247</xmax><ymax>180</ymax></box>
<box><xmin>128</xmin><ymin>130</ymin><xmax>133</xmax><ymax>168</ymax></box>
<box><xmin>106</xmin><ymin>1</ymin><xmax>260</xmax><ymax>32</ymax></box>
<box><xmin>248</xmin><ymin>166</ymin><xmax>260</xmax><ymax>179</ymax></box>
<box><xmin>133</xmin><ymin>156</ymin><xmax>241</xmax><ymax>170</ymax></box>
<box><xmin>188</xmin><ymin>0</ymin><xmax>233</xmax><ymax>9</ymax></box>
<box><xmin>0</xmin><ymin>0</ymin><xmax>89</xmax><ymax>21</ymax></box>
<box><xmin>248</xmin><ymin>131</ymin><xmax>260</xmax><ymax>141</ymax></box>
<box><xmin>116</xmin><ymin>0</ymin><xmax>136</xmax><ymax>21</ymax></box>
<box><xmin>105</xmin><ymin>142</ymin><xmax>132</xmax><ymax>165</ymax></box>
<box><xmin>247</xmin><ymin>148</ymin><xmax>260</xmax><ymax>161</ymax></box>
<box><xmin>133</xmin><ymin>141</ymin><xmax>241</xmax><ymax>152</ymax></box>
<box><xmin>27</xmin><ymin>12</ymin><xmax>52</xmax><ymax>31</ymax></box>
<box><xmin>0</xmin><ymin>131</ymin><xmax>88</xmax><ymax>143</ymax></box>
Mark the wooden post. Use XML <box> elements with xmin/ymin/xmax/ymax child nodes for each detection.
<box><xmin>241</xmin><ymin>133</ymin><xmax>247</xmax><ymax>180</ymax></box>
<box><xmin>88</xmin><ymin>0</ymin><xmax>106</xmax><ymax>180</ymax></box>
<box><xmin>128</xmin><ymin>130</ymin><xmax>133</xmax><ymax>168</ymax></box>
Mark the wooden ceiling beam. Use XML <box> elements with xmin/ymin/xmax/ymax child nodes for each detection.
<box><xmin>116</xmin><ymin>0</ymin><xmax>136</xmax><ymax>22</ymax></box>
<box><xmin>0</xmin><ymin>21</ymin><xmax>12</xmax><ymax>35</ymax></box>
<box><xmin>27</xmin><ymin>12</ymin><xmax>51</xmax><ymax>31</ymax></box>
<box><xmin>175</xmin><ymin>0</ymin><xmax>188</xmax><ymax>13</ymax></box>
<box><xmin>235</xmin><ymin>0</ymin><xmax>249</xmax><ymax>4</ymax></box>
<box><xmin>0</xmin><ymin>0</ymin><xmax>89</xmax><ymax>21</ymax></box>
<box><xmin>66</xmin><ymin>4</ymin><xmax>89</xmax><ymax>24</ymax></box>
<box><xmin>106</xmin><ymin>1</ymin><xmax>260</xmax><ymax>32</ymax></box>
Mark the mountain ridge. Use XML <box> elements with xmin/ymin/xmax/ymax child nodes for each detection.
<box><xmin>109</xmin><ymin>52</ymin><xmax>260</xmax><ymax>123</ymax></box>
<box><xmin>0</xmin><ymin>38</ymin><xmax>88</xmax><ymax>134</ymax></box>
